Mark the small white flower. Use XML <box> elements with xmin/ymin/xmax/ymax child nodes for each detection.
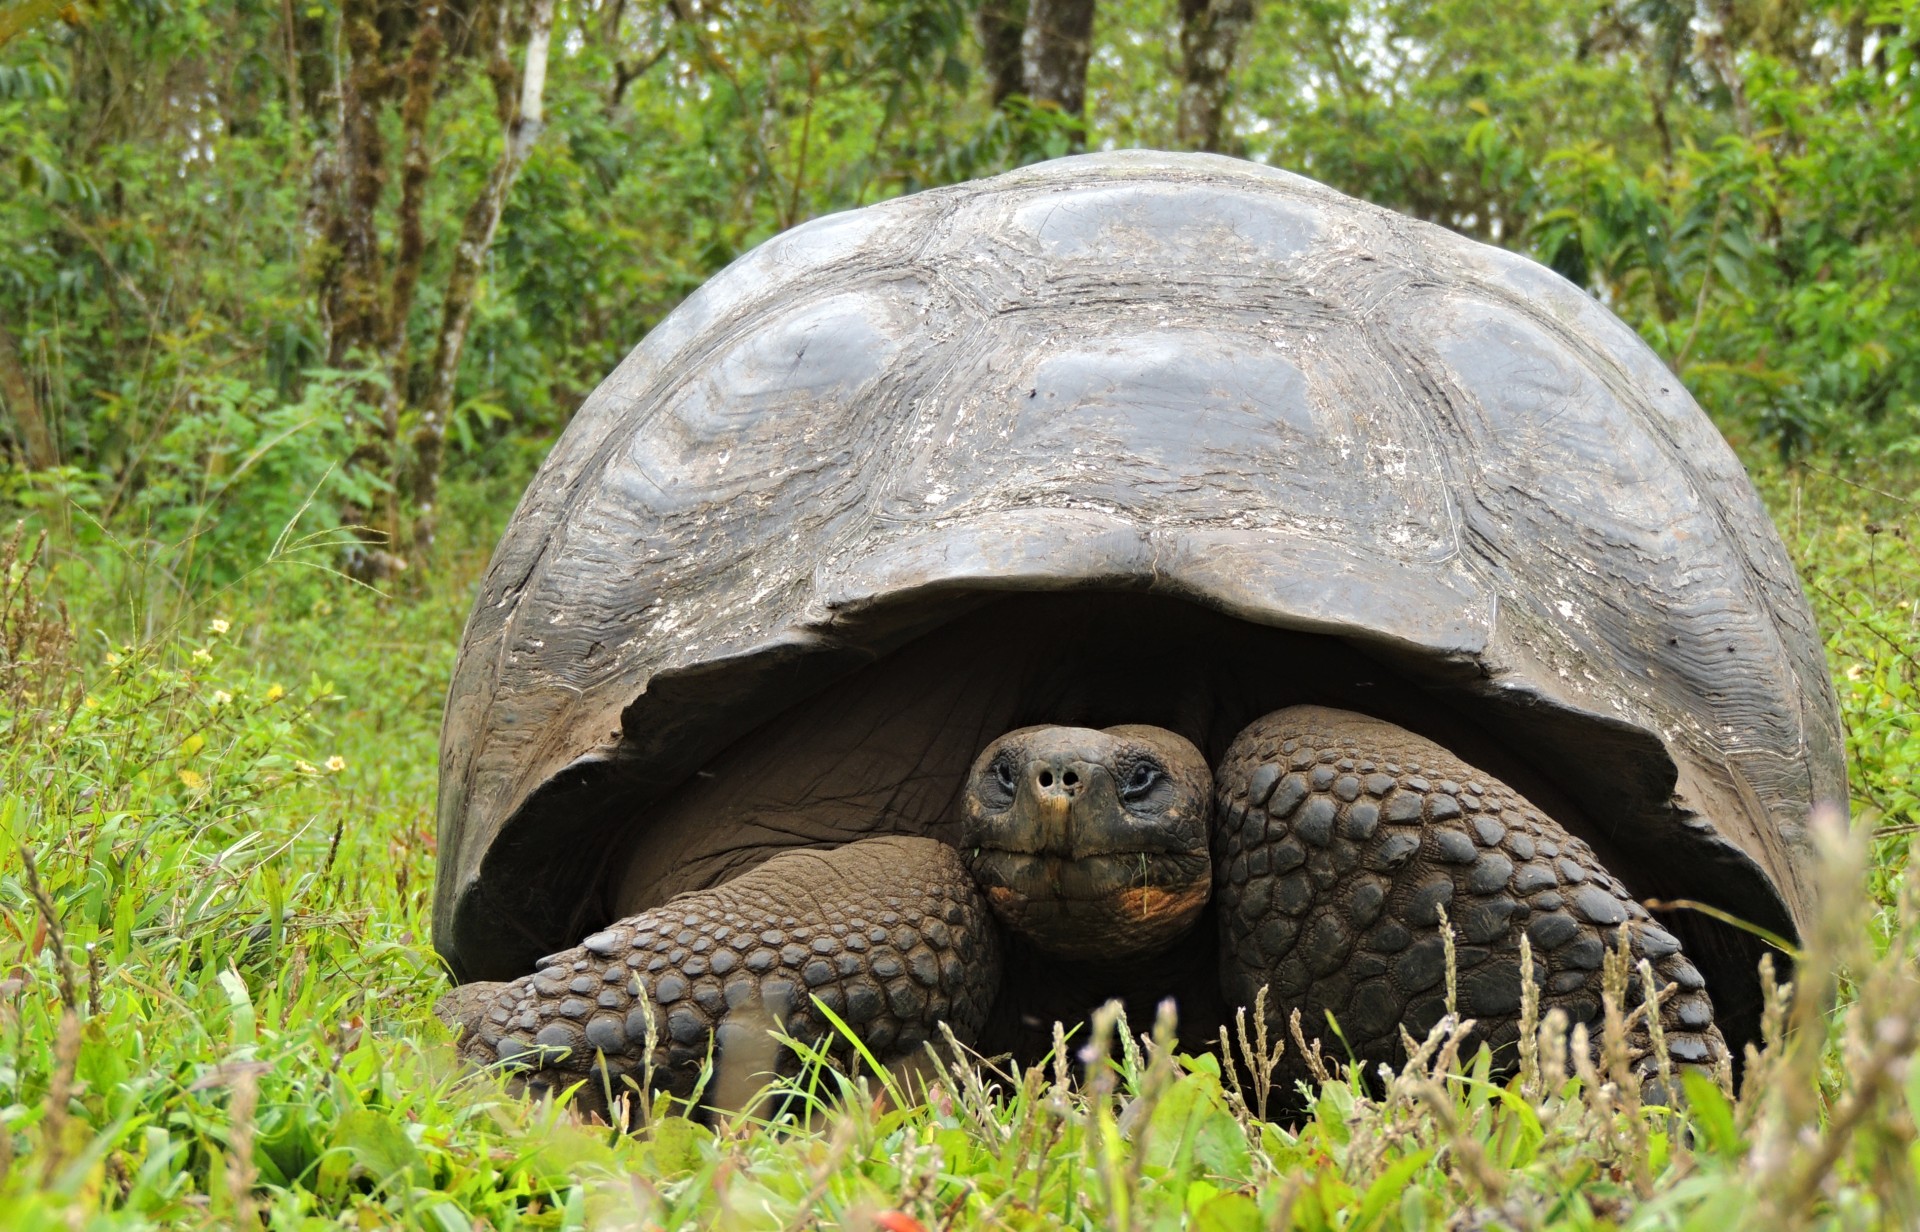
<box><xmin>192</xmin><ymin>647</ymin><xmax>212</xmax><ymax>663</ymax></box>
<box><xmin>210</xmin><ymin>690</ymin><xmax>232</xmax><ymax>707</ymax></box>
<box><xmin>325</xmin><ymin>755</ymin><xmax>347</xmax><ymax>773</ymax></box>
<box><xmin>208</xmin><ymin>618</ymin><xmax>231</xmax><ymax>636</ymax></box>
<box><xmin>295</xmin><ymin>760</ymin><xmax>319</xmax><ymax>775</ymax></box>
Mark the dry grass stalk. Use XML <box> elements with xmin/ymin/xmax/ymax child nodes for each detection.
<box><xmin>1746</xmin><ymin>811</ymin><xmax>1920</xmax><ymax>1228</ymax></box>
<box><xmin>1749</xmin><ymin>807</ymin><xmax>1867</xmax><ymax>1224</ymax></box>
<box><xmin>1598</xmin><ymin>924</ymin><xmax>1636</xmax><ymax>1103</ymax></box>
<box><xmin>38</xmin><ymin>1008</ymin><xmax>81</xmax><ymax>1184</ymax></box>
<box><xmin>928</xmin><ymin>1023</ymin><xmax>1009</xmax><ymax>1146</ymax></box>
<box><xmin>1409</xmin><ymin>1075</ymin><xmax>1507</xmax><ymax>1202</ymax></box>
<box><xmin>1392</xmin><ymin>1014</ymin><xmax>1463</xmax><ymax>1099</ymax></box>
<box><xmin>1779</xmin><ymin>1008</ymin><xmax>1917</xmax><ymax>1217</ymax></box>
<box><xmin>20</xmin><ymin>846</ymin><xmax>79</xmax><ymax>1014</ymax></box>
<box><xmin>774</xmin><ymin>1112</ymin><xmax>860</xmax><ymax>1232</ymax></box>
<box><xmin>1568</xmin><ymin>1021</ymin><xmax>1609</xmax><ymax>1123</ymax></box>
<box><xmin>1347</xmin><ymin>1012</ymin><xmax>1480</xmax><ymax>1182</ymax></box>
<box><xmin>1517</xmin><ymin>934</ymin><xmax>1542</xmax><ymax>1101</ymax></box>
<box><xmin>1638</xmin><ymin>960</ymin><xmax>1677</xmax><ymax>1109</ymax></box>
<box><xmin>1079</xmin><ymin>1001</ymin><xmax>1127</xmax><ymax>1229</ymax></box>
<box><xmin>1116</xmin><ymin>1002</ymin><xmax>1147</xmax><ymax>1080</ymax></box>
<box><xmin>1737</xmin><ymin>952</ymin><xmax>1793</xmax><ymax>1140</ymax></box>
<box><xmin>1218</xmin><ymin>984</ymin><xmax>1281</xmax><ymax>1123</ymax></box>
<box><xmin>84</xmin><ymin>942</ymin><xmax>103</xmax><ymax>1018</ymax></box>
<box><xmin>1585</xmin><ymin>923</ymin><xmax>1658</xmax><ymax>1188</ymax></box>
<box><xmin>0</xmin><ymin>523</ymin><xmax>76</xmax><ymax>716</ymax></box>
<box><xmin>635</xmin><ymin>989</ymin><xmax>661</xmax><ymax>1125</ymax></box>
<box><xmin>1435</xmin><ymin>902</ymin><xmax>1459</xmax><ymax>1019</ymax></box>
<box><xmin>1113</xmin><ymin>1001</ymin><xmax>1182</xmax><ymax>1221</ymax></box>
<box><xmin>224</xmin><ymin>1067</ymin><xmax>260</xmax><ymax>1225</ymax></box>
<box><xmin>1287</xmin><ymin>1007</ymin><xmax>1332</xmax><ymax>1085</ymax></box>
<box><xmin>1536</xmin><ymin>1006</ymin><xmax>1570</xmax><ymax>1098</ymax></box>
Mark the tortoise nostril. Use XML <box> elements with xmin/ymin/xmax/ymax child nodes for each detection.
<box><xmin>1032</xmin><ymin>762</ymin><xmax>1087</xmax><ymax>796</ymax></box>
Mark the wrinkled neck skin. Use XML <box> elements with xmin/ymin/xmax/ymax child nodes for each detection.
<box><xmin>960</xmin><ymin>722</ymin><xmax>1216</xmax><ymax>964</ymax></box>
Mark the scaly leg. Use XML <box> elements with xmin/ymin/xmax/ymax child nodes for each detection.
<box><xmin>438</xmin><ymin>835</ymin><xmax>1000</xmax><ymax>1117</ymax></box>
<box><xmin>1214</xmin><ymin>706</ymin><xmax>1725</xmax><ymax>1100</ymax></box>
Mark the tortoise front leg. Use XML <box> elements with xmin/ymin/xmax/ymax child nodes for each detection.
<box><xmin>1213</xmin><ymin>706</ymin><xmax>1726</xmax><ymax>1100</ymax></box>
<box><xmin>437</xmin><ymin>835</ymin><xmax>1000</xmax><ymax>1117</ymax></box>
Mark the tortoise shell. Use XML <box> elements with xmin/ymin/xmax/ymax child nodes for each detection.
<box><xmin>434</xmin><ymin>152</ymin><xmax>1843</xmax><ymax>1053</ymax></box>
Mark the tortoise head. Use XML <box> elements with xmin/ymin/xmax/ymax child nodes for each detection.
<box><xmin>961</xmin><ymin>724</ymin><xmax>1213</xmax><ymax>962</ymax></box>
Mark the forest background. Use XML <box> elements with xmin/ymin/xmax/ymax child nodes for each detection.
<box><xmin>6</xmin><ymin>0</ymin><xmax>1920</xmax><ymax>1228</ymax></box>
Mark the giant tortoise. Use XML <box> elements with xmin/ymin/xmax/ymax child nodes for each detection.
<box><xmin>434</xmin><ymin>151</ymin><xmax>1844</xmax><ymax>1110</ymax></box>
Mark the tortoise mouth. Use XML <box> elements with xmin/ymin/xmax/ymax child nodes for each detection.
<box><xmin>967</xmin><ymin>848</ymin><xmax>1212</xmax><ymax>961</ymax></box>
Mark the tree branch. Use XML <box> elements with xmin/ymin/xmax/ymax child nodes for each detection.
<box><xmin>407</xmin><ymin>0</ymin><xmax>555</xmax><ymax>548</ymax></box>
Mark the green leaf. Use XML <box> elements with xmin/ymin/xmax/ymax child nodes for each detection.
<box><xmin>1682</xmin><ymin>1071</ymin><xmax>1743</xmax><ymax>1159</ymax></box>
<box><xmin>319</xmin><ymin>1110</ymin><xmax>419</xmax><ymax>1197</ymax></box>
<box><xmin>1192</xmin><ymin>1190</ymin><xmax>1262</xmax><ymax>1232</ymax></box>
<box><xmin>1354</xmin><ymin>1148</ymin><xmax>1435</xmax><ymax>1230</ymax></box>
<box><xmin>1141</xmin><ymin>1069</ymin><xmax>1253</xmax><ymax>1183</ymax></box>
<box><xmin>645</xmin><ymin>1115</ymin><xmax>711</xmax><ymax>1178</ymax></box>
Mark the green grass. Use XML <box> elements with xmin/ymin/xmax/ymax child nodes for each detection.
<box><xmin>5</xmin><ymin>460</ymin><xmax>1920</xmax><ymax>1231</ymax></box>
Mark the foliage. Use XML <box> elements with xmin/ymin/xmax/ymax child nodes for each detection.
<box><xmin>7</xmin><ymin>0</ymin><xmax>1919</xmax><ymax>551</ymax></box>
<box><xmin>0</xmin><ymin>0</ymin><xmax>1005</xmax><ymax>559</ymax></box>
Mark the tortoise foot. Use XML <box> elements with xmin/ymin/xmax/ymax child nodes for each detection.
<box><xmin>439</xmin><ymin>835</ymin><xmax>1000</xmax><ymax>1117</ymax></box>
<box><xmin>1214</xmin><ymin>705</ymin><xmax>1727</xmax><ymax>1100</ymax></box>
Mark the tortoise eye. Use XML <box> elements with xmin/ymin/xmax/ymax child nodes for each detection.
<box><xmin>991</xmin><ymin>757</ymin><xmax>1017</xmax><ymax>794</ymax></box>
<box><xmin>1121</xmin><ymin>762</ymin><xmax>1161</xmax><ymax>800</ymax></box>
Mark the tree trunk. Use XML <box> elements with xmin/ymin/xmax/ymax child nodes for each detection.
<box><xmin>378</xmin><ymin>5</ymin><xmax>446</xmax><ymax>475</ymax></box>
<box><xmin>977</xmin><ymin>0</ymin><xmax>1028</xmax><ymax>107</ymax></box>
<box><xmin>312</xmin><ymin>0</ymin><xmax>401</xmax><ymax>568</ymax></box>
<box><xmin>407</xmin><ymin>0</ymin><xmax>555</xmax><ymax>553</ymax></box>
<box><xmin>1021</xmin><ymin>0</ymin><xmax>1096</xmax><ymax>120</ymax></box>
<box><xmin>1177</xmin><ymin>0</ymin><xmax>1254</xmax><ymax>153</ymax></box>
<box><xmin>303</xmin><ymin>1</ymin><xmax>512</xmax><ymax>578</ymax></box>
<box><xmin>318</xmin><ymin>0</ymin><xmax>391</xmax><ymax>370</ymax></box>
<box><xmin>1702</xmin><ymin>0</ymin><xmax>1752</xmax><ymax>138</ymax></box>
<box><xmin>0</xmin><ymin>321</ymin><xmax>55</xmax><ymax>470</ymax></box>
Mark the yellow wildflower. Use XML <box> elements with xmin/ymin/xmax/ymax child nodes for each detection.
<box><xmin>325</xmin><ymin>755</ymin><xmax>347</xmax><ymax>773</ymax></box>
<box><xmin>295</xmin><ymin>760</ymin><xmax>318</xmax><ymax>775</ymax></box>
<box><xmin>192</xmin><ymin>647</ymin><xmax>212</xmax><ymax>663</ymax></box>
<box><xmin>265</xmin><ymin>683</ymin><xmax>285</xmax><ymax>701</ymax></box>
<box><xmin>178</xmin><ymin>768</ymin><xmax>205</xmax><ymax>791</ymax></box>
<box><xmin>208</xmin><ymin>618</ymin><xmax>231</xmax><ymax>636</ymax></box>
